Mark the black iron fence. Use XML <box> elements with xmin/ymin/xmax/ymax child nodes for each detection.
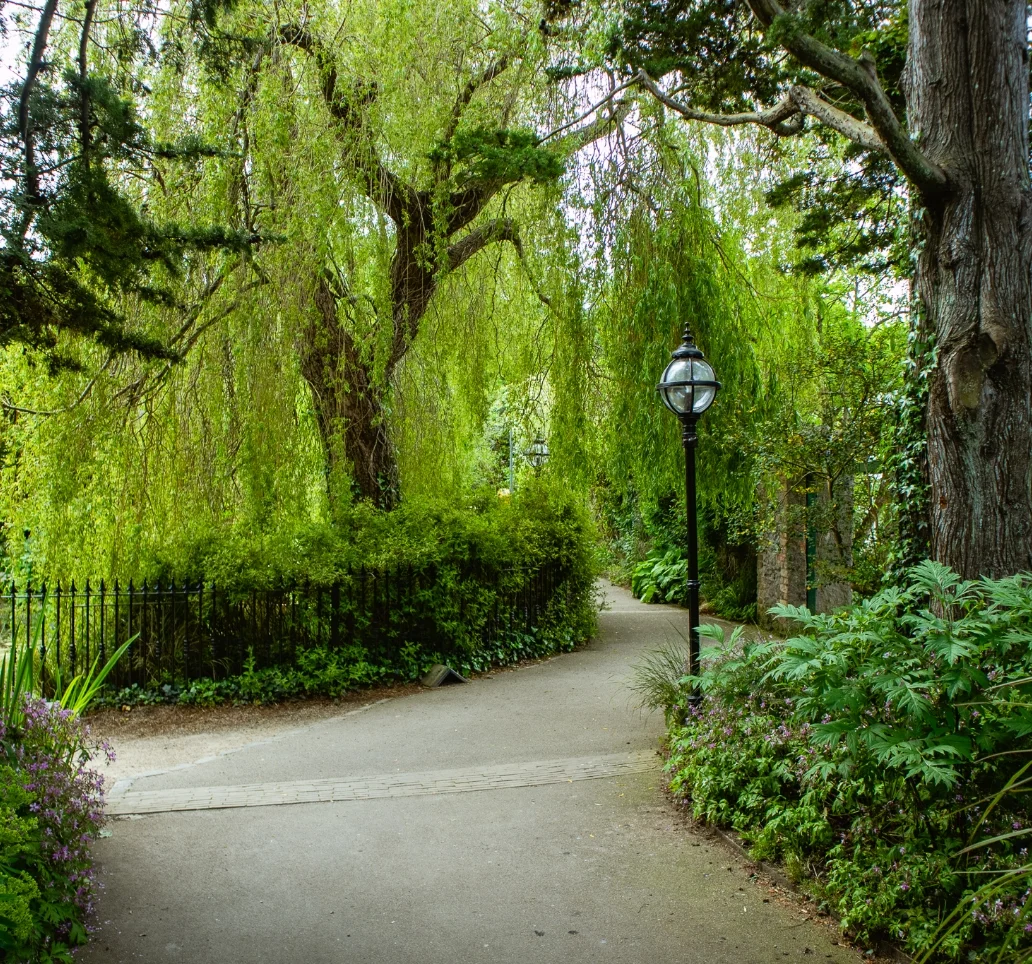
<box><xmin>0</xmin><ymin>563</ymin><xmax>569</xmax><ymax>692</ymax></box>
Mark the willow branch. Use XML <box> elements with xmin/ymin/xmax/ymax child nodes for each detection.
<box><xmin>1</xmin><ymin>352</ymin><xmax>114</xmax><ymax>417</ymax></box>
<box><xmin>548</xmin><ymin>97</ymin><xmax>633</xmax><ymax>157</ymax></box>
<box><xmin>447</xmin><ymin>217</ymin><xmax>519</xmax><ymax>272</ymax></box>
<box><xmin>442</xmin><ymin>55</ymin><xmax>511</xmax><ymax>146</ymax></box>
<box><xmin>537</xmin><ymin>75</ymin><xmax>640</xmax><ymax>144</ymax></box>
<box><xmin>279</xmin><ymin>24</ymin><xmax>415</xmax><ymax>222</ymax></box>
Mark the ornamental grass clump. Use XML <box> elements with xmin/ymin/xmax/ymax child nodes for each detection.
<box><xmin>661</xmin><ymin>562</ymin><xmax>1032</xmax><ymax>961</ymax></box>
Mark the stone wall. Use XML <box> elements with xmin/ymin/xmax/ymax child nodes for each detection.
<box><xmin>756</xmin><ymin>476</ymin><xmax>853</xmax><ymax>632</ymax></box>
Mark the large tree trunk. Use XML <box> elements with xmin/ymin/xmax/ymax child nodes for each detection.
<box><xmin>908</xmin><ymin>0</ymin><xmax>1032</xmax><ymax>577</ymax></box>
<box><xmin>301</xmin><ymin>277</ymin><xmax>398</xmax><ymax>508</ymax></box>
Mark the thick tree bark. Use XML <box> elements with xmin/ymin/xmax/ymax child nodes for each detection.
<box><xmin>302</xmin><ymin>277</ymin><xmax>398</xmax><ymax>508</ymax></box>
<box><xmin>908</xmin><ymin>0</ymin><xmax>1032</xmax><ymax>577</ymax></box>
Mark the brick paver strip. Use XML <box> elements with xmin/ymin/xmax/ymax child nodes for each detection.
<box><xmin>106</xmin><ymin>751</ymin><xmax>657</xmax><ymax>816</ymax></box>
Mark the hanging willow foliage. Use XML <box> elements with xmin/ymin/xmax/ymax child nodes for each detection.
<box><xmin>0</xmin><ymin>0</ymin><xmax>903</xmax><ymax>589</ymax></box>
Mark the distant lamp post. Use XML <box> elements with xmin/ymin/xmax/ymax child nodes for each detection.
<box><xmin>657</xmin><ymin>326</ymin><xmax>721</xmax><ymax>705</ymax></box>
<box><xmin>525</xmin><ymin>438</ymin><xmax>550</xmax><ymax>472</ymax></box>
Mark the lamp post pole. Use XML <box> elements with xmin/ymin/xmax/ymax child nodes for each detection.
<box><xmin>656</xmin><ymin>325</ymin><xmax>720</xmax><ymax>707</ymax></box>
<box><xmin>682</xmin><ymin>416</ymin><xmax>702</xmax><ymax>703</ymax></box>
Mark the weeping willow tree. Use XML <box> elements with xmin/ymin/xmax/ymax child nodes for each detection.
<box><xmin>203</xmin><ymin>0</ymin><xmax>629</xmax><ymax>508</ymax></box>
<box><xmin>549</xmin><ymin>119</ymin><xmax>904</xmax><ymax>599</ymax></box>
<box><xmin>0</xmin><ymin>0</ymin><xmax>607</xmax><ymax>578</ymax></box>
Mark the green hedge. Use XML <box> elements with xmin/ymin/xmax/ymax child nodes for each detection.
<box><xmin>99</xmin><ymin>480</ymin><xmax>601</xmax><ymax>706</ymax></box>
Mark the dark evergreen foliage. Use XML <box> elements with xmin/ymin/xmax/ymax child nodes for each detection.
<box><xmin>0</xmin><ymin>0</ymin><xmax>250</xmax><ymax>369</ymax></box>
<box><xmin>593</xmin><ymin>0</ymin><xmax>909</xmax><ymax>278</ymax></box>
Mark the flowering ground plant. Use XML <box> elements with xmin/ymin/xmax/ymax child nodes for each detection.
<box><xmin>659</xmin><ymin>562</ymin><xmax>1032</xmax><ymax>960</ymax></box>
<box><xmin>0</xmin><ymin>696</ymin><xmax>112</xmax><ymax>963</ymax></box>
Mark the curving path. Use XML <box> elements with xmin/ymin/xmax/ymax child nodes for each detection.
<box><xmin>82</xmin><ymin>583</ymin><xmax>863</xmax><ymax>964</ymax></box>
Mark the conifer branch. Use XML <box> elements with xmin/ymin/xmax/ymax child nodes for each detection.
<box><xmin>636</xmin><ymin>71</ymin><xmax>802</xmax><ymax>136</ymax></box>
<box><xmin>18</xmin><ymin>0</ymin><xmax>60</xmax><ymax>231</ymax></box>
<box><xmin>638</xmin><ymin>71</ymin><xmax>884</xmax><ymax>152</ymax></box>
<box><xmin>744</xmin><ymin>0</ymin><xmax>948</xmax><ymax>196</ymax></box>
<box><xmin>78</xmin><ymin>0</ymin><xmax>98</xmax><ymax>167</ymax></box>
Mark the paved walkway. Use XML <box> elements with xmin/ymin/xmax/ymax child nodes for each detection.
<box><xmin>83</xmin><ymin>583</ymin><xmax>862</xmax><ymax>964</ymax></box>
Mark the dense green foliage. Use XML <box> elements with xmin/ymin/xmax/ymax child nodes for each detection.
<box><xmin>0</xmin><ymin>0</ymin><xmax>251</xmax><ymax>367</ymax></box>
<box><xmin>585</xmin><ymin>155</ymin><xmax>904</xmax><ymax>613</ymax></box>
<box><xmin>661</xmin><ymin>563</ymin><xmax>1032</xmax><ymax>959</ymax></box>
<box><xmin>548</xmin><ymin>0</ymin><xmax>911</xmax><ymax>279</ymax></box>
<box><xmin>94</xmin><ymin>479</ymin><xmax>601</xmax><ymax>706</ymax></box>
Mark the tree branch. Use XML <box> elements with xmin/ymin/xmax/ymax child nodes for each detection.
<box><xmin>637</xmin><ymin>71</ymin><xmax>803</xmax><ymax>136</ymax></box>
<box><xmin>78</xmin><ymin>0</ymin><xmax>97</xmax><ymax>168</ymax></box>
<box><xmin>278</xmin><ymin>24</ymin><xmax>417</xmax><ymax>223</ymax></box>
<box><xmin>442</xmin><ymin>55</ymin><xmax>511</xmax><ymax>146</ymax></box>
<box><xmin>447</xmin><ymin>217</ymin><xmax>519</xmax><ymax>272</ymax></box>
<box><xmin>744</xmin><ymin>0</ymin><xmax>948</xmax><ymax>196</ymax></box>
<box><xmin>548</xmin><ymin>97</ymin><xmax>633</xmax><ymax>157</ymax></box>
<box><xmin>639</xmin><ymin>71</ymin><xmax>889</xmax><ymax>153</ymax></box>
<box><xmin>537</xmin><ymin>75</ymin><xmax>640</xmax><ymax>144</ymax></box>
<box><xmin>18</xmin><ymin>0</ymin><xmax>60</xmax><ymax>233</ymax></box>
<box><xmin>444</xmin><ymin>95</ymin><xmax>633</xmax><ymax>237</ymax></box>
<box><xmin>1</xmin><ymin>351</ymin><xmax>114</xmax><ymax>418</ymax></box>
<box><xmin>787</xmin><ymin>85</ymin><xmax>883</xmax><ymax>152</ymax></box>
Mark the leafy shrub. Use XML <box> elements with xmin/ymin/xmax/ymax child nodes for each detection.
<box><xmin>100</xmin><ymin>619</ymin><xmax>584</xmax><ymax>708</ymax></box>
<box><xmin>631</xmin><ymin>546</ymin><xmax>688</xmax><ymax>604</ymax></box>
<box><xmin>629</xmin><ymin>537</ymin><xmax>756</xmax><ymax>622</ymax></box>
<box><xmin>91</xmin><ymin>479</ymin><xmax>600</xmax><ymax>706</ymax></box>
<box><xmin>0</xmin><ymin>697</ymin><xmax>112</xmax><ymax>962</ymax></box>
<box><xmin>138</xmin><ymin>479</ymin><xmax>595</xmax><ymax>593</ymax></box>
<box><xmin>665</xmin><ymin>562</ymin><xmax>1032</xmax><ymax>960</ymax></box>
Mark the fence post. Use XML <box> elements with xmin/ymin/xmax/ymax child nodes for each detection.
<box><xmin>55</xmin><ymin>583</ymin><xmax>62</xmax><ymax>687</ymax></box>
<box><xmin>38</xmin><ymin>583</ymin><xmax>46</xmax><ymax>694</ymax></box>
<box><xmin>99</xmin><ymin>579</ymin><xmax>106</xmax><ymax>668</ymax></box>
<box><xmin>25</xmin><ymin>579</ymin><xmax>31</xmax><ymax>651</ymax></box>
<box><xmin>203</xmin><ymin>581</ymin><xmax>211</xmax><ymax>679</ymax></box>
<box><xmin>69</xmin><ymin>581</ymin><xmax>77</xmax><ymax>677</ymax></box>
<box><xmin>112</xmin><ymin>580</ymin><xmax>119</xmax><ymax>688</ymax></box>
<box><xmin>84</xmin><ymin>580</ymin><xmax>91</xmax><ymax>673</ymax></box>
<box><xmin>127</xmin><ymin>580</ymin><xmax>134</xmax><ymax>687</ymax></box>
<box><xmin>182</xmin><ymin>581</ymin><xmax>189</xmax><ymax>684</ymax></box>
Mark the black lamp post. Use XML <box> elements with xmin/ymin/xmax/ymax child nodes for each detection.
<box><xmin>525</xmin><ymin>438</ymin><xmax>550</xmax><ymax>472</ymax></box>
<box><xmin>657</xmin><ymin>325</ymin><xmax>721</xmax><ymax>705</ymax></box>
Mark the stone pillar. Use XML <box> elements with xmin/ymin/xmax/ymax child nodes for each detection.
<box><xmin>756</xmin><ymin>479</ymin><xmax>806</xmax><ymax>631</ymax></box>
<box><xmin>814</xmin><ymin>476</ymin><xmax>853</xmax><ymax>612</ymax></box>
<box><xmin>757</xmin><ymin>475</ymin><xmax>854</xmax><ymax>631</ymax></box>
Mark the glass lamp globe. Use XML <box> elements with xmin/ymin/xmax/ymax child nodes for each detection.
<box><xmin>526</xmin><ymin>438</ymin><xmax>550</xmax><ymax>468</ymax></box>
<box><xmin>657</xmin><ymin>332</ymin><xmax>720</xmax><ymax>418</ymax></box>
